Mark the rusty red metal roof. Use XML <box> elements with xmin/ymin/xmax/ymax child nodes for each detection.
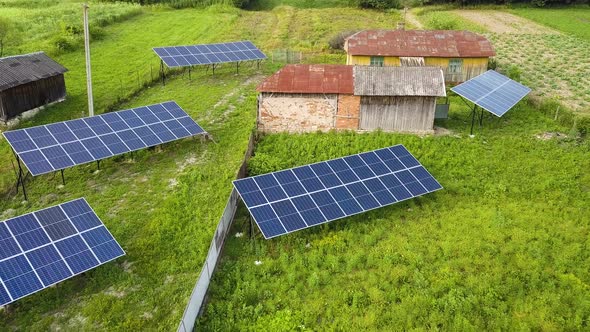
<box><xmin>256</xmin><ymin>64</ymin><xmax>354</xmax><ymax>94</ymax></box>
<box><xmin>345</xmin><ymin>30</ymin><xmax>495</xmax><ymax>58</ymax></box>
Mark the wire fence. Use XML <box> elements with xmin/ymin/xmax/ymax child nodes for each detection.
<box><xmin>177</xmin><ymin>133</ymin><xmax>255</xmax><ymax>332</ymax></box>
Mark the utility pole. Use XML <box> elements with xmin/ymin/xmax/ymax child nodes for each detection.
<box><xmin>83</xmin><ymin>3</ymin><xmax>94</xmax><ymax>117</ymax></box>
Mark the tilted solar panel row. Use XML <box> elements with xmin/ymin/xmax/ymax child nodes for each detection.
<box><xmin>153</xmin><ymin>41</ymin><xmax>266</xmax><ymax>68</ymax></box>
<box><xmin>0</xmin><ymin>198</ymin><xmax>124</xmax><ymax>306</ymax></box>
<box><xmin>234</xmin><ymin>145</ymin><xmax>442</xmax><ymax>239</ymax></box>
<box><xmin>451</xmin><ymin>70</ymin><xmax>531</xmax><ymax>117</ymax></box>
<box><xmin>3</xmin><ymin>101</ymin><xmax>206</xmax><ymax>176</ymax></box>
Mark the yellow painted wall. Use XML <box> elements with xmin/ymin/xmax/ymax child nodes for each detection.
<box><xmin>347</xmin><ymin>55</ymin><xmax>400</xmax><ymax>66</ymax></box>
<box><xmin>348</xmin><ymin>55</ymin><xmax>489</xmax><ymax>82</ymax></box>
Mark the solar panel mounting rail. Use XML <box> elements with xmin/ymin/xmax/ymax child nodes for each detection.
<box><xmin>233</xmin><ymin>144</ymin><xmax>442</xmax><ymax>239</ymax></box>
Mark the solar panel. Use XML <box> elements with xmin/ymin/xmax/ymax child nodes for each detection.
<box><xmin>451</xmin><ymin>70</ymin><xmax>531</xmax><ymax>117</ymax></box>
<box><xmin>233</xmin><ymin>145</ymin><xmax>442</xmax><ymax>239</ymax></box>
<box><xmin>153</xmin><ymin>41</ymin><xmax>267</xmax><ymax>68</ymax></box>
<box><xmin>0</xmin><ymin>198</ymin><xmax>124</xmax><ymax>306</ymax></box>
<box><xmin>3</xmin><ymin>101</ymin><xmax>206</xmax><ymax>176</ymax></box>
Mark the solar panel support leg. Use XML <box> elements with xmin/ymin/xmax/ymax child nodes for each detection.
<box><xmin>160</xmin><ymin>60</ymin><xmax>165</xmax><ymax>86</ymax></box>
<box><xmin>60</xmin><ymin>169</ymin><xmax>65</xmax><ymax>186</ymax></box>
<box><xmin>236</xmin><ymin>62</ymin><xmax>240</xmax><ymax>75</ymax></box>
<box><xmin>15</xmin><ymin>156</ymin><xmax>27</xmax><ymax>201</ymax></box>
<box><xmin>97</xmin><ymin>160</ymin><xmax>101</xmax><ymax>171</ymax></box>
<box><xmin>189</xmin><ymin>66</ymin><xmax>192</xmax><ymax>81</ymax></box>
<box><xmin>249</xmin><ymin>215</ymin><xmax>253</xmax><ymax>239</ymax></box>
<box><xmin>479</xmin><ymin>106</ymin><xmax>485</xmax><ymax>127</ymax></box>
<box><xmin>212</xmin><ymin>64</ymin><xmax>216</xmax><ymax>76</ymax></box>
<box><xmin>470</xmin><ymin>105</ymin><xmax>477</xmax><ymax>136</ymax></box>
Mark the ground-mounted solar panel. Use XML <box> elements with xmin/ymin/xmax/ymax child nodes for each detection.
<box><xmin>233</xmin><ymin>145</ymin><xmax>442</xmax><ymax>239</ymax></box>
<box><xmin>3</xmin><ymin>101</ymin><xmax>206</xmax><ymax>176</ymax></box>
<box><xmin>153</xmin><ymin>41</ymin><xmax>267</xmax><ymax>68</ymax></box>
<box><xmin>0</xmin><ymin>198</ymin><xmax>124</xmax><ymax>306</ymax></box>
<box><xmin>451</xmin><ymin>70</ymin><xmax>531</xmax><ymax>117</ymax></box>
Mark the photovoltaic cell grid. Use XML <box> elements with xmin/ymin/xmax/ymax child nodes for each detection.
<box><xmin>451</xmin><ymin>70</ymin><xmax>531</xmax><ymax>117</ymax></box>
<box><xmin>233</xmin><ymin>145</ymin><xmax>442</xmax><ymax>239</ymax></box>
<box><xmin>3</xmin><ymin>101</ymin><xmax>206</xmax><ymax>176</ymax></box>
<box><xmin>0</xmin><ymin>198</ymin><xmax>124</xmax><ymax>306</ymax></box>
<box><xmin>153</xmin><ymin>41</ymin><xmax>266</xmax><ymax>68</ymax></box>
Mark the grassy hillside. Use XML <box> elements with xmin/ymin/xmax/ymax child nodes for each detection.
<box><xmin>0</xmin><ymin>1</ymin><xmax>589</xmax><ymax>330</ymax></box>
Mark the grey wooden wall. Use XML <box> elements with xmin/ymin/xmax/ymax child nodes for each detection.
<box><xmin>359</xmin><ymin>96</ymin><xmax>436</xmax><ymax>133</ymax></box>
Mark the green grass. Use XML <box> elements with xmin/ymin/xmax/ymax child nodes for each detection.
<box><xmin>0</xmin><ymin>0</ymin><xmax>143</xmax><ymax>56</ymax></box>
<box><xmin>197</xmin><ymin>97</ymin><xmax>590</xmax><ymax>330</ymax></box>
<box><xmin>1</xmin><ymin>1</ymin><xmax>590</xmax><ymax>330</ymax></box>
<box><xmin>0</xmin><ymin>5</ymin><xmax>261</xmax><ymax>330</ymax></box>
<box><xmin>0</xmin><ymin>3</ymin><xmax>410</xmax><ymax>330</ymax></box>
<box><xmin>510</xmin><ymin>6</ymin><xmax>590</xmax><ymax>41</ymax></box>
<box><xmin>414</xmin><ymin>7</ymin><xmax>486</xmax><ymax>32</ymax></box>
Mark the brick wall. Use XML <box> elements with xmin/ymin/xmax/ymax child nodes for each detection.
<box><xmin>335</xmin><ymin>95</ymin><xmax>360</xmax><ymax>130</ymax></box>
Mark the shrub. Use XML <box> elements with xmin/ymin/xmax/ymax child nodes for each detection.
<box><xmin>328</xmin><ymin>30</ymin><xmax>359</xmax><ymax>50</ymax></box>
<box><xmin>358</xmin><ymin>0</ymin><xmax>401</xmax><ymax>9</ymax></box>
<box><xmin>506</xmin><ymin>64</ymin><xmax>521</xmax><ymax>81</ymax></box>
<box><xmin>426</xmin><ymin>12</ymin><xmax>459</xmax><ymax>30</ymax></box>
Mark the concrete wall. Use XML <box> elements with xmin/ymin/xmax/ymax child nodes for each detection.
<box><xmin>359</xmin><ymin>96</ymin><xmax>436</xmax><ymax>133</ymax></box>
<box><xmin>258</xmin><ymin>93</ymin><xmax>338</xmax><ymax>133</ymax></box>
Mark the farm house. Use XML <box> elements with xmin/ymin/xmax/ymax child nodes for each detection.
<box><xmin>257</xmin><ymin>64</ymin><xmax>446</xmax><ymax>133</ymax></box>
<box><xmin>0</xmin><ymin>52</ymin><xmax>68</xmax><ymax>122</ymax></box>
<box><xmin>344</xmin><ymin>30</ymin><xmax>495</xmax><ymax>83</ymax></box>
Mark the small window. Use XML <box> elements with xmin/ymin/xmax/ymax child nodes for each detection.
<box><xmin>448</xmin><ymin>59</ymin><xmax>463</xmax><ymax>73</ymax></box>
<box><xmin>370</xmin><ymin>56</ymin><xmax>384</xmax><ymax>67</ymax></box>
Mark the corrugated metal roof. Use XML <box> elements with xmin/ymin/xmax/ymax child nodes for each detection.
<box><xmin>345</xmin><ymin>30</ymin><xmax>495</xmax><ymax>58</ymax></box>
<box><xmin>0</xmin><ymin>52</ymin><xmax>68</xmax><ymax>92</ymax></box>
<box><xmin>256</xmin><ymin>64</ymin><xmax>354</xmax><ymax>94</ymax></box>
<box><xmin>353</xmin><ymin>66</ymin><xmax>446</xmax><ymax>97</ymax></box>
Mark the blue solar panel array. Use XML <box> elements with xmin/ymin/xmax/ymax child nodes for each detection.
<box><xmin>451</xmin><ymin>70</ymin><xmax>531</xmax><ymax>117</ymax></box>
<box><xmin>0</xmin><ymin>198</ymin><xmax>124</xmax><ymax>306</ymax></box>
<box><xmin>233</xmin><ymin>145</ymin><xmax>442</xmax><ymax>239</ymax></box>
<box><xmin>3</xmin><ymin>101</ymin><xmax>206</xmax><ymax>176</ymax></box>
<box><xmin>153</xmin><ymin>41</ymin><xmax>266</xmax><ymax>68</ymax></box>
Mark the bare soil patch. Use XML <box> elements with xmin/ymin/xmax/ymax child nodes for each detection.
<box><xmin>454</xmin><ymin>10</ymin><xmax>559</xmax><ymax>34</ymax></box>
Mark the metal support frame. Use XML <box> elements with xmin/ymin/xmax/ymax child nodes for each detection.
<box><xmin>188</xmin><ymin>66</ymin><xmax>192</xmax><ymax>81</ymax></box>
<box><xmin>13</xmin><ymin>154</ymin><xmax>28</xmax><ymax>201</ymax></box>
<box><xmin>97</xmin><ymin>160</ymin><xmax>101</xmax><ymax>170</ymax></box>
<box><xmin>236</xmin><ymin>61</ymin><xmax>240</xmax><ymax>74</ymax></box>
<box><xmin>212</xmin><ymin>63</ymin><xmax>217</xmax><ymax>75</ymax></box>
<box><xmin>60</xmin><ymin>169</ymin><xmax>65</xmax><ymax>186</ymax></box>
<box><xmin>160</xmin><ymin>60</ymin><xmax>166</xmax><ymax>86</ymax></box>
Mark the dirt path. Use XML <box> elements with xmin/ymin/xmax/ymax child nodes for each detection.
<box><xmin>405</xmin><ymin>10</ymin><xmax>423</xmax><ymax>29</ymax></box>
<box><xmin>453</xmin><ymin>10</ymin><xmax>559</xmax><ymax>34</ymax></box>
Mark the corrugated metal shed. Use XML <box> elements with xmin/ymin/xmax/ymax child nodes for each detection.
<box><xmin>256</xmin><ymin>64</ymin><xmax>354</xmax><ymax>94</ymax></box>
<box><xmin>353</xmin><ymin>66</ymin><xmax>446</xmax><ymax>97</ymax></box>
<box><xmin>345</xmin><ymin>30</ymin><xmax>495</xmax><ymax>58</ymax></box>
<box><xmin>0</xmin><ymin>52</ymin><xmax>68</xmax><ymax>92</ymax></box>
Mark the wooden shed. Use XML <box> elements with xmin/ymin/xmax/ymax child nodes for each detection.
<box><xmin>0</xmin><ymin>52</ymin><xmax>68</xmax><ymax>122</ymax></box>
<box><xmin>257</xmin><ymin>64</ymin><xmax>446</xmax><ymax>134</ymax></box>
<box><xmin>354</xmin><ymin>66</ymin><xmax>446</xmax><ymax>133</ymax></box>
<box><xmin>344</xmin><ymin>30</ymin><xmax>495</xmax><ymax>83</ymax></box>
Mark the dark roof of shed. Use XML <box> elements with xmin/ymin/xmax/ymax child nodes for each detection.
<box><xmin>0</xmin><ymin>52</ymin><xmax>68</xmax><ymax>92</ymax></box>
<box><xmin>354</xmin><ymin>66</ymin><xmax>446</xmax><ymax>97</ymax></box>
<box><xmin>256</xmin><ymin>64</ymin><xmax>354</xmax><ymax>94</ymax></box>
<box><xmin>345</xmin><ymin>30</ymin><xmax>495</xmax><ymax>58</ymax></box>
